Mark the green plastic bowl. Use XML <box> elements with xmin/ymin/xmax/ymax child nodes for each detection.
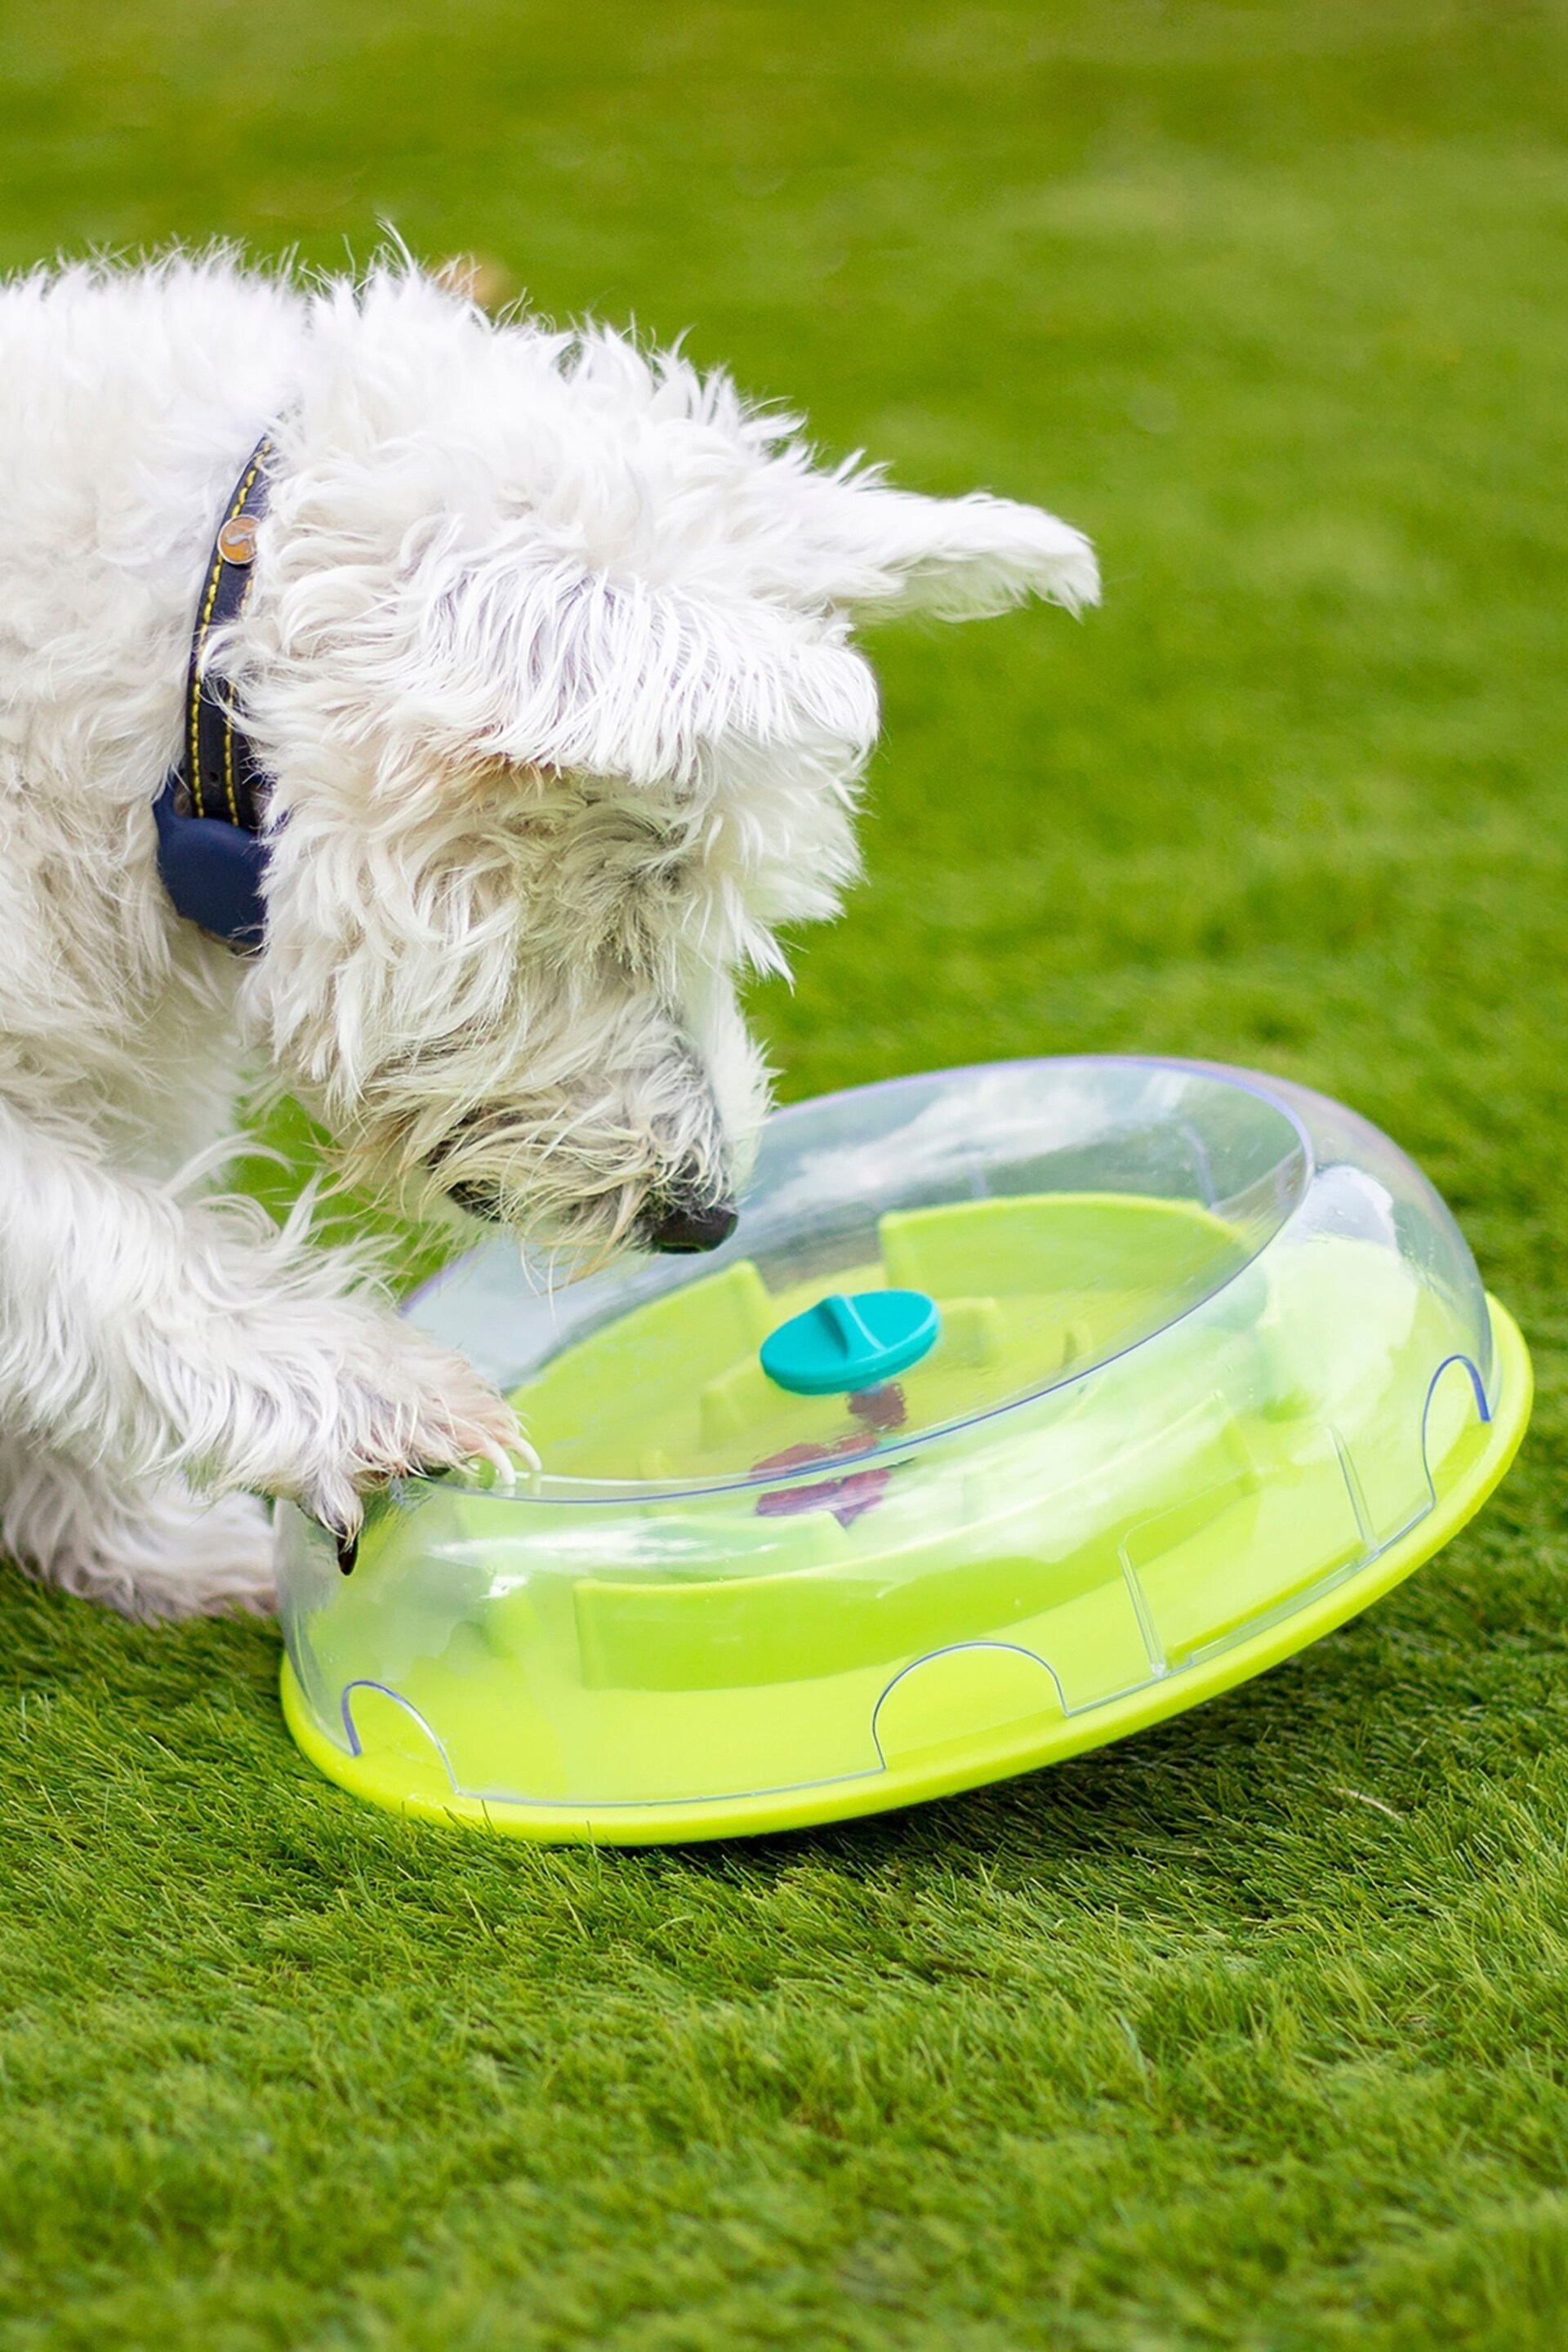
<box><xmin>276</xmin><ymin>1057</ymin><xmax>1530</xmax><ymax>1842</ymax></box>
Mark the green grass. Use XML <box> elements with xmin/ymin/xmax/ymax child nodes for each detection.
<box><xmin>4</xmin><ymin>2</ymin><xmax>1568</xmax><ymax>2343</ymax></box>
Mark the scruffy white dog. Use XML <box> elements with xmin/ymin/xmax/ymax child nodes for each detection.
<box><xmin>0</xmin><ymin>252</ymin><xmax>1095</xmax><ymax>1619</ymax></box>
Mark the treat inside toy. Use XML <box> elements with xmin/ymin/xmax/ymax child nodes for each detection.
<box><xmin>504</xmin><ymin>1191</ymin><xmax>1250</xmax><ymax>1490</ymax></box>
<box><xmin>274</xmin><ymin>1055</ymin><xmax>1530</xmax><ymax>1846</ymax></box>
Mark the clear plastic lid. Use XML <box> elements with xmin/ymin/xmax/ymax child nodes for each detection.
<box><xmin>276</xmin><ymin>1058</ymin><xmax>1515</xmax><ymax>1839</ymax></box>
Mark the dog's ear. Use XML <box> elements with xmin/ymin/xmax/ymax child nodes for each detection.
<box><xmin>781</xmin><ymin>479</ymin><xmax>1098</xmax><ymax>624</ymax></box>
<box><xmin>398</xmin><ymin>546</ymin><xmax>879</xmax><ymax>789</ymax></box>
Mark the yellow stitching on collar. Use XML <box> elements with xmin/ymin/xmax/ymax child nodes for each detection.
<box><xmin>189</xmin><ymin>545</ymin><xmax>224</xmax><ymax>819</ymax></box>
<box><xmin>222</xmin><ymin>688</ymin><xmax>239</xmax><ymax>825</ymax></box>
<box><xmin>190</xmin><ymin>444</ymin><xmax>270</xmax><ymax>823</ymax></box>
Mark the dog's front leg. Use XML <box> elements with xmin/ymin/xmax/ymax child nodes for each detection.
<box><xmin>0</xmin><ymin>1102</ymin><xmax>518</xmax><ymax>1617</ymax></box>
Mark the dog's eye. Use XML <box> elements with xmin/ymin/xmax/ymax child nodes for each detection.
<box><xmin>645</xmin><ymin>853</ymin><xmax>693</xmax><ymax>901</ymax></box>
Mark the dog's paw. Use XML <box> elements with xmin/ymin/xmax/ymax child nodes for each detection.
<box><xmin>284</xmin><ymin>1317</ymin><xmax>525</xmax><ymax>1540</ymax></box>
<box><xmin>130</xmin><ymin>1487</ymin><xmax>278</xmax><ymax>1619</ymax></box>
<box><xmin>15</xmin><ymin>1480</ymin><xmax>278</xmax><ymax>1623</ymax></box>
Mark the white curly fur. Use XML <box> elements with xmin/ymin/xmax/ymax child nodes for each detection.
<box><xmin>0</xmin><ymin>248</ymin><xmax>1096</xmax><ymax>1618</ymax></box>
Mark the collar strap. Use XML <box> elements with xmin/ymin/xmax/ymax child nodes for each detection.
<box><xmin>153</xmin><ymin>436</ymin><xmax>275</xmax><ymax>948</ymax></box>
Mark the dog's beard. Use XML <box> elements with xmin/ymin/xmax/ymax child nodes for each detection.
<box><xmin>331</xmin><ymin>1030</ymin><xmax>747</xmax><ymax>1276</ymax></box>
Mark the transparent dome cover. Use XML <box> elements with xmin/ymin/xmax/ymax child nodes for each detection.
<box><xmin>276</xmin><ymin>1058</ymin><xmax>1530</xmax><ymax>1842</ymax></box>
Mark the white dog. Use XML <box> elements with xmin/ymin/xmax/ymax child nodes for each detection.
<box><xmin>0</xmin><ymin>252</ymin><xmax>1096</xmax><ymax>1619</ymax></box>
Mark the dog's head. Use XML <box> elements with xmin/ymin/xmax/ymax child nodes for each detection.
<box><xmin>238</xmin><ymin>269</ymin><xmax>1096</xmax><ymax>1264</ymax></box>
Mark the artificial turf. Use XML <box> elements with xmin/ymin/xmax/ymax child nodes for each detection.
<box><xmin>2</xmin><ymin>2</ymin><xmax>1568</xmax><ymax>2344</ymax></box>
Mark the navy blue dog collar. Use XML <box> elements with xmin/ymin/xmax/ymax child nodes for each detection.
<box><xmin>153</xmin><ymin>437</ymin><xmax>275</xmax><ymax>948</ymax></box>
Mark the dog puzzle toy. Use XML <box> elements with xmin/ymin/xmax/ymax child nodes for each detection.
<box><xmin>275</xmin><ymin>1056</ymin><xmax>1531</xmax><ymax>1842</ymax></box>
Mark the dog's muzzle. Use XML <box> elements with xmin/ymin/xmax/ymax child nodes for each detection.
<box><xmin>446</xmin><ymin>1169</ymin><xmax>737</xmax><ymax>1254</ymax></box>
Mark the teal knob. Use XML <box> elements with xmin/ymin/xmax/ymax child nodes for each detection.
<box><xmin>760</xmin><ymin>1289</ymin><xmax>940</xmax><ymax>1396</ymax></box>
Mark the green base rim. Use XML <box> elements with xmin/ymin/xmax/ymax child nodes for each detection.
<box><xmin>280</xmin><ymin>1295</ymin><xmax>1534</xmax><ymax>1845</ymax></box>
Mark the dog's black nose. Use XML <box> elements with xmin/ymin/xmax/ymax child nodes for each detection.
<box><xmin>643</xmin><ymin>1193</ymin><xmax>738</xmax><ymax>1254</ymax></box>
